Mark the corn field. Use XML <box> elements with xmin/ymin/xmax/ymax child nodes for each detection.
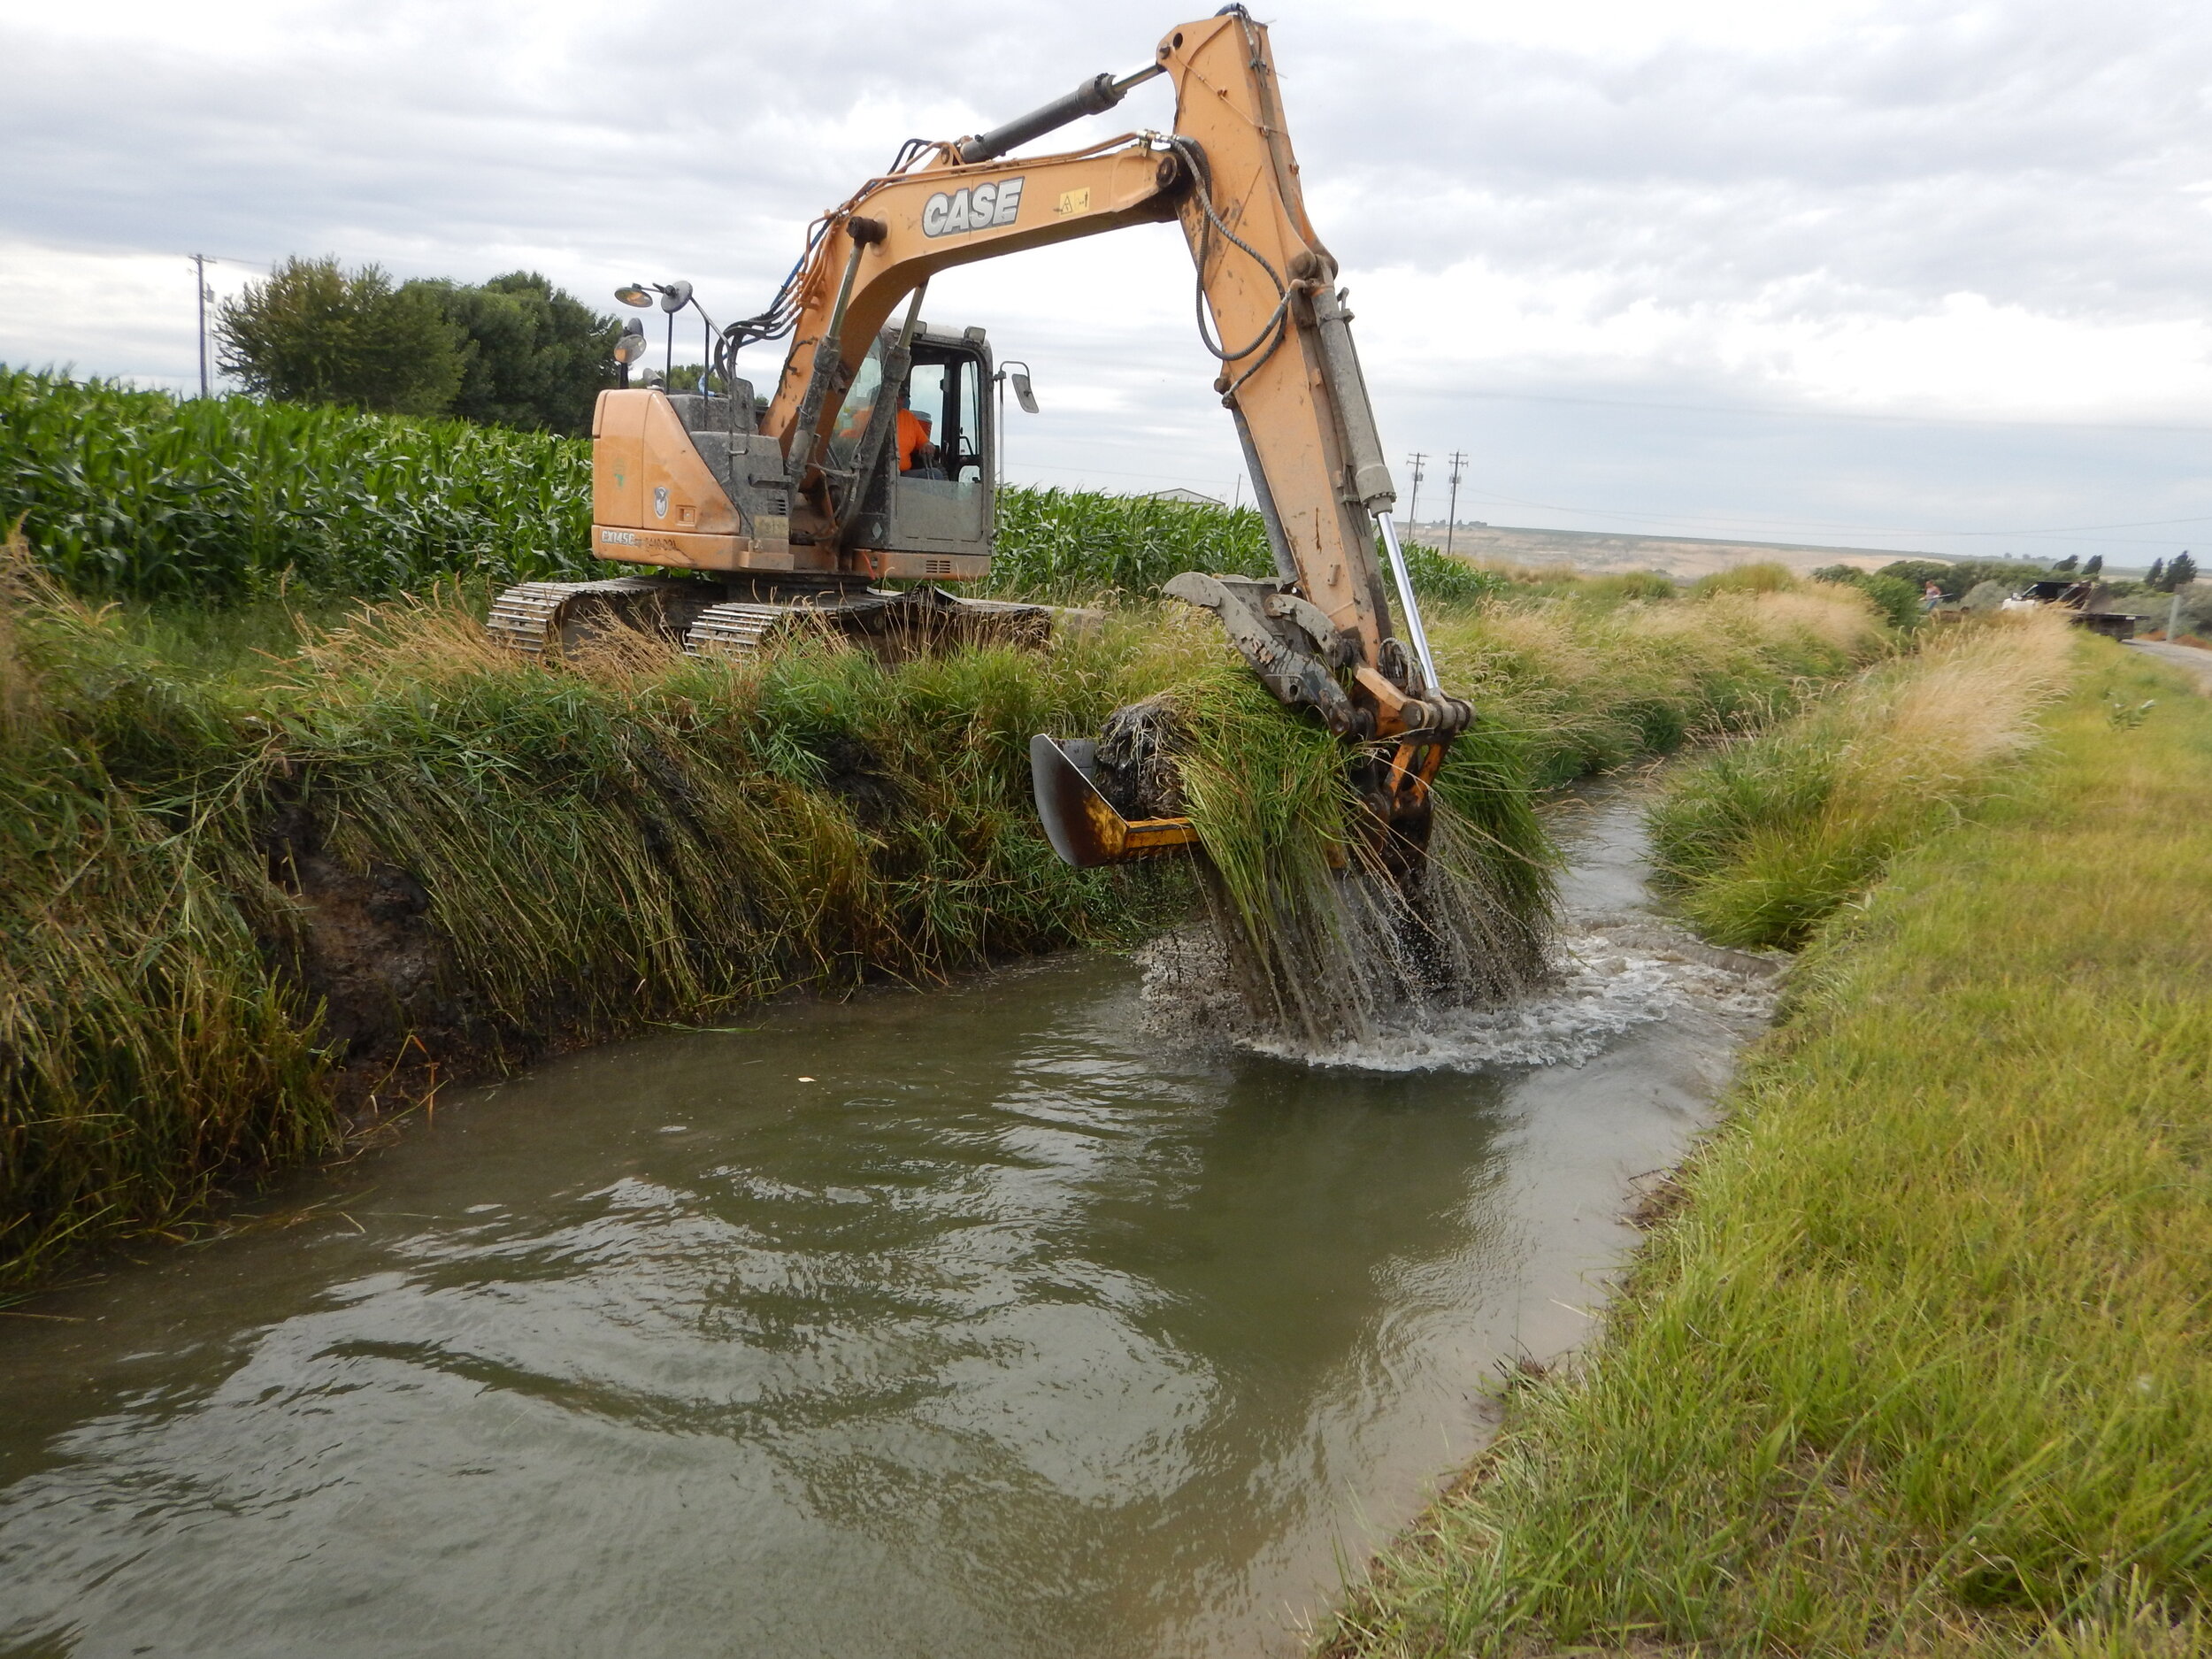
<box><xmin>1</xmin><ymin>368</ymin><xmax>595</xmax><ymax>599</ymax></box>
<box><xmin>4</xmin><ymin>369</ymin><xmax>1504</xmax><ymax>605</ymax></box>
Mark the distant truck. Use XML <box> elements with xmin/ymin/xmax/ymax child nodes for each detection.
<box><xmin>2001</xmin><ymin>579</ymin><xmax>2136</xmax><ymax>640</ymax></box>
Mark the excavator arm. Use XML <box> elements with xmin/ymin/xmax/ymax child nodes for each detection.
<box><xmin>759</xmin><ymin>8</ymin><xmax>1468</xmax><ymax>865</ymax></box>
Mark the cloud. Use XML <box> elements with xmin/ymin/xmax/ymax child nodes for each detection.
<box><xmin>4</xmin><ymin>0</ymin><xmax>2209</xmax><ymax>560</ymax></box>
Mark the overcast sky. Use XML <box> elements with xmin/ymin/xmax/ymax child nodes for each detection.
<box><xmin>4</xmin><ymin>0</ymin><xmax>2210</xmax><ymax>565</ymax></box>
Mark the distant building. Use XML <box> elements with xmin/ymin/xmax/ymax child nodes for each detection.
<box><xmin>1148</xmin><ymin>487</ymin><xmax>1225</xmax><ymax>507</ymax></box>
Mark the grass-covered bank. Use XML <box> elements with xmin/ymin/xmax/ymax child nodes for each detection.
<box><xmin>1326</xmin><ymin>640</ymin><xmax>2212</xmax><ymax>1655</ymax></box>
<box><xmin>1650</xmin><ymin>611</ymin><xmax>2076</xmax><ymax>948</ymax></box>
<box><xmin>0</xmin><ymin>547</ymin><xmax>1194</xmax><ymax>1289</ymax></box>
<box><xmin>0</xmin><ymin>536</ymin><xmax>1886</xmax><ymax>1291</ymax></box>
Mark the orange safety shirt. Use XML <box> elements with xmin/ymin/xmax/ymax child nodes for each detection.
<box><xmin>896</xmin><ymin>408</ymin><xmax>933</xmax><ymax>472</ymax></box>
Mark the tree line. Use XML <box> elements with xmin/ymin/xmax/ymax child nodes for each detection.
<box><xmin>216</xmin><ymin>257</ymin><xmax>619</xmax><ymax>437</ymax></box>
<box><xmin>1874</xmin><ymin>553</ymin><xmax>2194</xmax><ymax>597</ymax></box>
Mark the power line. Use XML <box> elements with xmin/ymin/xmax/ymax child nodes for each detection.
<box><xmin>1405</xmin><ymin>450</ymin><xmax>1426</xmax><ymax>526</ymax></box>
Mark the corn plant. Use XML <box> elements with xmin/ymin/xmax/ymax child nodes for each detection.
<box><xmin>1</xmin><ymin>368</ymin><xmax>596</xmax><ymax>600</ymax></box>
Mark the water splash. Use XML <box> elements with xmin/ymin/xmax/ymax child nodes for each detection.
<box><xmin>1141</xmin><ymin>914</ymin><xmax>1778</xmax><ymax>1075</ymax></box>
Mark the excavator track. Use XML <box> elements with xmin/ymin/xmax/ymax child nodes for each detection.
<box><xmin>683</xmin><ymin>602</ymin><xmax>803</xmax><ymax>660</ymax></box>
<box><xmin>485</xmin><ymin>577</ymin><xmax>703</xmax><ymax>656</ymax></box>
<box><xmin>489</xmin><ymin>577</ymin><xmax>1057</xmax><ymax>664</ymax></box>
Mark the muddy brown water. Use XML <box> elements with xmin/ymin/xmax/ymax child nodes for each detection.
<box><xmin>0</xmin><ymin>795</ymin><xmax>1766</xmax><ymax>1658</ymax></box>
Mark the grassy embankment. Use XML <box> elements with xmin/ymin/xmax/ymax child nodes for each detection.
<box><xmin>1329</xmin><ymin>623</ymin><xmax>2212</xmax><ymax>1654</ymax></box>
<box><xmin>1</xmin><ymin>371</ymin><xmax>1888</xmax><ymax>1289</ymax></box>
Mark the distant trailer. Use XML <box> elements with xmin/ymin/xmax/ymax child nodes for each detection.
<box><xmin>2073</xmin><ymin>611</ymin><xmax>2138</xmax><ymax>641</ymax></box>
<box><xmin>2001</xmin><ymin>579</ymin><xmax>2136</xmax><ymax>640</ymax></box>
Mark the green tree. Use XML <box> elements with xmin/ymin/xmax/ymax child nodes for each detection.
<box><xmin>1874</xmin><ymin>558</ymin><xmax>1959</xmax><ymax>595</ymax></box>
<box><xmin>1814</xmin><ymin>565</ymin><xmax>1922</xmax><ymax>629</ymax></box>
<box><xmin>2052</xmin><ymin>554</ymin><xmax>2078</xmax><ymax>573</ymax></box>
<box><xmin>2169</xmin><ymin>550</ymin><xmax>2198</xmax><ymax>590</ymax></box>
<box><xmin>2147</xmin><ymin>557</ymin><xmax>2166</xmax><ymax>588</ymax></box>
<box><xmin>411</xmin><ymin>272</ymin><xmax>619</xmax><ymax>436</ymax></box>
<box><xmin>1893</xmin><ymin>557</ymin><xmax>2047</xmax><ymax>596</ymax></box>
<box><xmin>2083</xmin><ymin>554</ymin><xmax>2103</xmax><ymax>577</ymax></box>
<box><xmin>216</xmin><ymin>256</ymin><xmax>463</xmax><ymax>416</ymax></box>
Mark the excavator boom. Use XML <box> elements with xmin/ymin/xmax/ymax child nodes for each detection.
<box><xmin>760</xmin><ymin>12</ymin><xmax>1440</xmax><ymax>709</ymax></box>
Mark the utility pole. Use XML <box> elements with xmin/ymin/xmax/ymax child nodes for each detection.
<box><xmin>1444</xmin><ymin>450</ymin><xmax>1467</xmax><ymax>557</ymax></box>
<box><xmin>1405</xmin><ymin>451</ymin><xmax>1426</xmax><ymax>532</ymax></box>
<box><xmin>193</xmin><ymin>254</ymin><xmax>212</xmax><ymax>398</ymax></box>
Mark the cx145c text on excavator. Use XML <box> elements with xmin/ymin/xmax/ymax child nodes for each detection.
<box><xmin>487</xmin><ymin>7</ymin><xmax>1473</xmax><ymax>886</ymax></box>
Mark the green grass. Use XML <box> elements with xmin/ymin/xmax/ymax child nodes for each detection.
<box><xmin>1326</xmin><ymin>641</ymin><xmax>2212</xmax><ymax>1655</ymax></box>
<box><xmin>1157</xmin><ymin>645</ymin><xmax>1555</xmax><ymax>1045</ymax></box>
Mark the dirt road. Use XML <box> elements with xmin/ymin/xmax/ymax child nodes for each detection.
<box><xmin>2124</xmin><ymin>638</ymin><xmax>2212</xmax><ymax>694</ymax></box>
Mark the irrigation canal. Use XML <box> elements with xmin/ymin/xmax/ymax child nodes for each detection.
<box><xmin>0</xmin><ymin>794</ymin><xmax>1773</xmax><ymax>1657</ymax></box>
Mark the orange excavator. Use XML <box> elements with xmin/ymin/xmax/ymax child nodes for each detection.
<box><xmin>488</xmin><ymin>7</ymin><xmax>1470</xmax><ymax>872</ymax></box>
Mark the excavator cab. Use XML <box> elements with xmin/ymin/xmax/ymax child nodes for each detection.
<box><xmin>826</xmin><ymin>324</ymin><xmax>996</xmax><ymax>577</ymax></box>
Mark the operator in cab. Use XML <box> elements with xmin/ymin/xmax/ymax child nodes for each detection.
<box><xmin>893</xmin><ymin>381</ymin><xmax>944</xmax><ymax>479</ymax></box>
<box><xmin>846</xmin><ymin>378</ymin><xmax>944</xmax><ymax>478</ymax></box>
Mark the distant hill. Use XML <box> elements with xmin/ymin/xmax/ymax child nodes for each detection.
<box><xmin>1401</xmin><ymin>522</ymin><xmax>1932</xmax><ymax>580</ymax></box>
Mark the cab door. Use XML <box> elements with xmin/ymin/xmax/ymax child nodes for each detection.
<box><xmin>884</xmin><ymin>335</ymin><xmax>992</xmax><ymax>567</ymax></box>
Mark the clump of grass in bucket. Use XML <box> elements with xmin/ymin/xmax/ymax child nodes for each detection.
<box><xmin>1162</xmin><ymin>651</ymin><xmax>1557</xmax><ymax>1048</ymax></box>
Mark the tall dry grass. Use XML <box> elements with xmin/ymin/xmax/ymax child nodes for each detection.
<box><xmin>1427</xmin><ymin>584</ymin><xmax>1888</xmax><ymax>786</ymax></box>
<box><xmin>1649</xmin><ymin>610</ymin><xmax>2074</xmax><ymax>947</ymax></box>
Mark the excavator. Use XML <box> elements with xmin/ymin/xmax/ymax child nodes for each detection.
<box><xmin>488</xmin><ymin>7</ymin><xmax>1471</xmax><ymax>876</ymax></box>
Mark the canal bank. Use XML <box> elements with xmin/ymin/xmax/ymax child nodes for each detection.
<box><xmin>1327</xmin><ymin>644</ymin><xmax>2212</xmax><ymax>1655</ymax></box>
<box><xmin>0</xmin><ymin>792</ymin><xmax>1775</xmax><ymax>1658</ymax></box>
<box><xmin>0</xmin><ymin>541</ymin><xmax>1881</xmax><ymax>1291</ymax></box>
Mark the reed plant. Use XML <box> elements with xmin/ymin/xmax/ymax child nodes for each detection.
<box><xmin>1327</xmin><ymin>642</ymin><xmax>2212</xmax><ymax>1657</ymax></box>
<box><xmin>1648</xmin><ymin>610</ymin><xmax>2075</xmax><ymax>948</ymax></box>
